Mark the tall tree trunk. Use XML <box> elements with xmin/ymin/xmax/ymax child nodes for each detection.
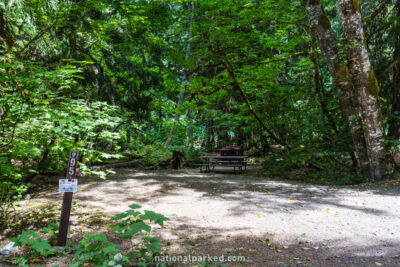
<box><xmin>389</xmin><ymin>0</ymin><xmax>400</xmax><ymax>142</ymax></box>
<box><xmin>165</xmin><ymin>2</ymin><xmax>194</xmax><ymax>146</ymax></box>
<box><xmin>338</xmin><ymin>0</ymin><xmax>386</xmax><ymax>180</ymax></box>
<box><xmin>305</xmin><ymin>0</ymin><xmax>370</xmax><ymax>178</ymax></box>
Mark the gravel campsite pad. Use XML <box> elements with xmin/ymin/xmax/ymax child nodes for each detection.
<box><xmin>3</xmin><ymin>167</ymin><xmax>400</xmax><ymax>266</ymax></box>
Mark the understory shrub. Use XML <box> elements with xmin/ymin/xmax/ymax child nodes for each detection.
<box><xmin>9</xmin><ymin>204</ymin><xmax>169</xmax><ymax>267</ymax></box>
<box><xmin>263</xmin><ymin>149</ymin><xmax>363</xmax><ymax>185</ymax></box>
<box><xmin>11</xmin><ymin>230</ymin><xmax>59</xmax><ymax>266</ymax></box>
<box><xmin>184</xmin><ymin>147</ymin><xmax>203</xmax><ymax>167</ymax></box>
<box><xmin>130</xmin><ymin>143</ymin><xmax>172</xmax><ymax>168</ymax></box>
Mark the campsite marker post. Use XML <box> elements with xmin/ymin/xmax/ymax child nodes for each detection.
<box><xmin>57</xmin><ymin>151</ymin><xmax>79</xmax><ymax>246</ymax></box>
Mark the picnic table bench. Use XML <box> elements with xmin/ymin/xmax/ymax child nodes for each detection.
<box><xmin>198</xmin><ymin>156</ymin><xmax>248</xmax><ymax>173</ymax></box>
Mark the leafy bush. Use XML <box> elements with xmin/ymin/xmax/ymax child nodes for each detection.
<box><xmin>72</xmin><ymin>234</ymin><xmax>125</xmax><ymax>267</ymax></box>
<box><xmin>111</xmin><ymin>203</ymin><xmax>169</xmax><ymax>261</ymax></box>
<box><xmin>41</xmin><ymin>222</ymin><xmax>63</xmax><ymax>246</ymax></box>
<box><xmin>0</xmin><ymin>58</ymin><xmax>129</xmax><ymax>219</ymax></box>
<box><xmin>11</xmin><ymin>230</ymin><xmax>58</xmax><ymax>266</ymax></box>
<box><xmin>9</xmin><ymin>204</ymin><xmax>169</xmax><ymax>266</ymax></box>
<box><xmin>184</xmin><ymin>147</ymin><xmax>203</xmax><ymax>167</ymax></box>
<box><xmin>72</xmin><ymin>203</ymin><xmax>169</xmax><ymax>266</ymax></box>
<box><xmin>263</xmin><ymin>152</ymin><xmax>298</xmax><ymax>176</ymax></box>
<box><xmin>130</xmin><ymin>143</ymin><xmax>172</xmax><ymax>168</ymax></box>
<box><xmin>263</xmin><ymin>150</ymin><xmax>364</xmax><ymax>185</ymax></box>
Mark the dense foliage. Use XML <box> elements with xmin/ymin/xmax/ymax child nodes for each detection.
<box><xmin>1</xmin><ymin>0</ymin><xmax>399</xmax><ymax>212</ymax></box>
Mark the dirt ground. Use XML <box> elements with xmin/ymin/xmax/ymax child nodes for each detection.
<box><xmin>2</xmin><ymin>166</ymin><xmax>400</xmax><ymax>266</ymax></box>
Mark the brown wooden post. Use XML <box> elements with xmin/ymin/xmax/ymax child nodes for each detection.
<box><xmin>57</xmin><ymin>192</ymin><xmax>73</xmax><ymax>246</ymax></box>
<box><xmin>57</xmin><ymin>151</ymin><xmax>79</xmax><ymax>246</ymax></box>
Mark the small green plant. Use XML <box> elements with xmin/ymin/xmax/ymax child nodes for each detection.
<box><xmin>111</xmin><ymin>203</ymin><xmax>169</xmax><ymax>263</ymax></box>
<box><xmin>11</xmin><ymin>230</ymin><xmax>58</xmax><ymax>266</ymax></box>
<box><xmin>71</xmin><ymin>234</ymin><xmax>125</xmax><ymax>267</ymax></box>
<box><xmin>72</xmin><ymin>204</ymin><xmax>169</xmax><ymax>266</ymax></box>
<box><xmin>10</xmin><ymin>204</ymin><xmax>169</xmax><ymax>266</ymax></box>
<box><xmin>41</xmin><ymin>222</ymin><xmax>64</xmax><ymax>246</ymax></box>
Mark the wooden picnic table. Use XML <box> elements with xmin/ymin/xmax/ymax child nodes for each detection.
<box><xmin>198</xmin><ymin>155</ymin><xmax>248</xmax><ymax>173</ymax></box>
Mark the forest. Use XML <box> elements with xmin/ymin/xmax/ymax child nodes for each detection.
<box><xmin>1</xmin><ymin>0</ymin><xmax>400</xmax><ymax>266</ymax></box>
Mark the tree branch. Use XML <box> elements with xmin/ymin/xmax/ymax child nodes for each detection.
<box><xmin>217</xmin><ymin>54</ymin><xmax>286</xmax><ymax>147</ymax></box>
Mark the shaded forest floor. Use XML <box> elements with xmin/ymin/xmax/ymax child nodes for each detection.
<box><xmin>2</xmin><ymin>166</ymin><xmax>400</xmax><ymax>266</ymax></box>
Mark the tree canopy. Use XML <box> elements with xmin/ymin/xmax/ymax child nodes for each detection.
<box><xmin>1</xmin><ymin>0</ymin><xmax>400</xmax><ymax>207</ymax></box>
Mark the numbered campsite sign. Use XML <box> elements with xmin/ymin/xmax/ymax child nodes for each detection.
<box><xmin>59</xmin><ymin>151</ymin><xmax>79</xmax><ymax>192</ymax></box>
<box><xmin>57</xmin><ymin>150</ymin><xmax>79</xmax><ymax>246</ymax></box>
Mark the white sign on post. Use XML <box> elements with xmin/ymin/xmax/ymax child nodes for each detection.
<box><xmin>59</xmin><ymin>179</ymin><xmax>78</xmax><ymax>193</ymax></box>
<box><xmin>59</xmin><ymin>150</ymin><xmax>79</xmax><ymax>193</ymax></box>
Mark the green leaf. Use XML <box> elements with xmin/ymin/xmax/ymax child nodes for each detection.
<box><xmin>30</xmin><ymin>239</ymin><xmax>52</xmax><ymax>254</ymax></box>
<box><xmin>102</xmin><ymin>244</ymin><xmax>119</xmax><ymax>254</ymax></box>
<box><xmin>88</xmin><ymin>234</ymin><xmax>108</xmax><ymax>242</ymax></box>
<box><xmin>140</xmin><ymin>210</ymin><xmax>170</xmax><ymax>226</ymax></box>
<box><xmin>120</xmin><ymin>222</ymin><xmax>151</xmax><ymax>239</ymax></box>
<box><xmin>126</xmin><ymin>210</ymin><xmax>141</xmax><ymax>217</ymax></box>
<box><xmin>131</xmin><ymin>222</ymin><xmax>151</xmax><ymax>233</ymax></box>
<box><xmin>111</xmin><ymin>212</ymin><xmax>129</xmax><ymax>221</ymax></box>
<box><xmin>144</xmin><ymin>237</ymin><xmax>163</xmax><ymax>253</ymax></box>
<box><xmin>128</xmin><ymin>203</ymin><xmax>142</xmax><ymax>210</ymax></box>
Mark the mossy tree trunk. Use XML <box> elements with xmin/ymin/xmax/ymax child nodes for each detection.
<box><xmin>338</xmin><ymin>0</ymin><xmax>386</xmax><ymax>180</ymax></box>
<box><xmin>305</xmin><ymin>0</ymin><xmax>370</xmax><ymax>178</ymax></box>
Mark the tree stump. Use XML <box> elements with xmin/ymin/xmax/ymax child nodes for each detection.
<box><xmin>171</xmin><ymin>150</ymin><xmax>185</xmax><ymax>169</ymax></box>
